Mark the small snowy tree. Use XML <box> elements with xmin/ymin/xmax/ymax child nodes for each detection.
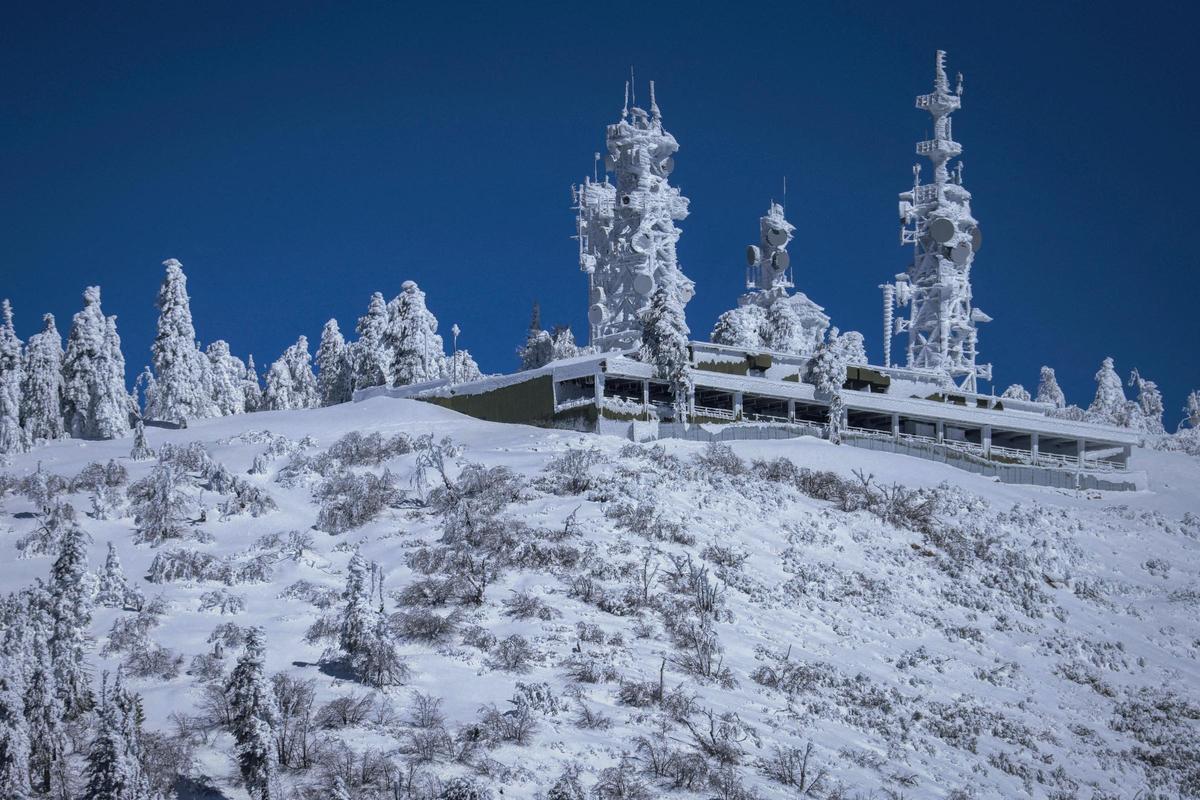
<box><xmin>388</xmin><ymin>281</ymin><xmax>445</xmax><ymax>386</ymax></box>
<box><xmin>1129</xmin><ymin>369</ymin><xmax>1165</xmax><ymax>435</ymax></box>
<box><xmin>809</xmin><ymin>334</ymin><xmax>849</xmax><ymax>444</ymax></box>
<box><xmin>830</xmin><ymin>329</ymin><xmax>867</xmax><ymax>364</ymax></box>
<box><xmin>1036</xmin><ymin>366</ymin><xmax>1066</xmax><ymax>408</ymax></box>
<box><xmin>518</xmin><ymin>302</ymin><xmax>554</xmax><ymax>371</ymax></box>
<box><xmin>20</xmin><ymin>313</ymin><xmax>65</xmax><ymax>443</ymax></box>
<box><xmin>710</xmin><ymin>304</ymin><xmax>766</xmax><ymax>350</ymax></box>
<box><xmin>129</xmin><ymin>420</ymin><xmax>154</xmax><ymax>461</ymax></box>
<box><xmin>551</xmin><ymin>326</ymin><xmax>580</xmax><ymax>361</ymax></box>
<box><xmin>207</xmin><ymin>340</ymin><xmax>248</xmax><ymax>416</ymax></box>
<box><xmin>352</xmin><ymin>292</ymin><xmax>390</xmax><ymax>390</ymax></box>
<box><xmin>448</xmin><ymin>349</ymin><xmax>483</xmax><ymax>383</ymax></box>
<box><xmin>0</xmin><ymin>648</ymin><xmax>32</xmax><ymax>799</ymax></box>
<box><xmin>227</xmin><ymin>628</ymin><xmax>279</xmax><ymax>800</ymax></box>
<box><xmin>49</xmin><ymin>518</ymin><xmax>93</xmax><ymax>717</ymax></box>
<box><xmin>339</xmin><ymin>552</ymin><xmax>373</xmax><ymax>657</ymax></box>
<box><xmin>1186</xmin><ymin>390</ymin><xmax>1200</xmax><ymax>429</ymax></box>
<box><xmin>1001</xmin><ymin>384</ymin><xmax>1031</xmax><ymax>401</ymax></box>
<box><xmin>97</xmin><ymin>542</ymin><xmax>141</xmax><ymax>610</ymax></box>
<box><xmin>316</xmin><ymin>319</ymin><xmax>353</xmax><ymax>406</ymax></box>
<box><xmin>146</xmin><ymin>260</ymin><xmax>217</xmax><ymax>424</ymax></box>
<box><xmin>128</xmin><ymin>462</ymin><xmax>195</xmax><ymax>545</ymax></box>
<box><xmin>243</xmin><ymin>355</ymin><xmax>263</xmax><ymax>412</ymax></box>
<box><xmin>264</xmin><ymin>337</ymin><xmax>318</xmax><ymax>411</ymax></box>
<box><xmin>640</xmin><ymin>286</ymin><xmax>692</xmax><ymax>414</ymax></box>
<box><xmin>1089</xmin><ymin>357</ymin><xmax>1126</xmax><ymax>424</ymax></box>
<box><xmin>0</xmin><ymin>300</ymin><xmax>26</xmax><ymax>456</ymax></box>
<box><xmin>82</xmin><ymin>673</ymin><xmax>140</xmax><ymax>800</ymax></box>
<box><xmin>62</xmin><ymin>287</ymin><xmax>130</xmax><ymax>440</ymax></box>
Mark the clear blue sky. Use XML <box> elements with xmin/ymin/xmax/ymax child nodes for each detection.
<box><xmin>3</xmin><ymin>3</ymin><xmax>1197</xmax><ymax>421</ymax></box>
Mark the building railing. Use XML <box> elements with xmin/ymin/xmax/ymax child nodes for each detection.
<box><xmin>692</xmin><ymin>404</ymin><xmax>736</xmax><ymax>420</ymax></box>
<box><xmin>844</xmin><ymin>427</ymin><xmax>1123</xmax><ymax>473</ymax></box>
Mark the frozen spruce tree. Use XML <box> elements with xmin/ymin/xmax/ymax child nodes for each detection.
<box><xmin>352</xmin><ymin>292</ymin><xmax>390</xmax><ymax>390</ymax></box>
<box><xmin>227</xmin><ymin>628</ymin><xmax>279</xmax><ymax>800</ymax></box>
<box><xmin>49</xmin><ymin>517</ymin><xmax>93</xmax><ymax>717</ymax></box>
<box><xmin>1186</xmin><ymin>390</ymin><xmax>1200</xmax><ymax>429</ymax></box>
<box><xmin>810</xmin><ymin>334</ymin><xmax>849</xmax><ymax>444</ymax></box>
<box><xmin>339</xmin><ymin>551</ymin><xmax>374</xmax><ymax>657</ymax></box>
<box><xmin>96</xmin><ymin>541</ymin><xmax>140</xmax><ymax>610</ymax></box>
<box><xmin>10</xmin><ymin>589</ymin><xmax>67</xmax><ymax>798</ymax></box>
<box><xmin>518</xmin><ymin>302</ymin><xmax>554</xmax><ymax>371</ymax></box>
<box><xmin>146</xmin><ymin>259</ymin><xmax>217</xmax><ymax>424</ymax></box>
<box><xmin>831</xmin><ymin>329</ymin><xmax>867</xmax><ymax>364</ymax></box>
<box><xmin>0</xmin><ymin>300</ymin><xmax>26</xmax><ymax>456</ymax></box>
<box><xmin>1001</xmin><ymin>383</ymin><xmax>1031</xmax><ymax>401</ymax></box>
<box><xmin>710</xmin><ymin>304</ymin><xmax>767</xmax><ymax>349</ymax></box>
<box><xmin>242</xmin><ymin>355</ymin><xmax>263</xmax><ymax>412</ymax></box>
<box><xmin>1089</xmin><ymin>357</ymin><xmax>1126</xmax><ymax>423</ymax></box>
<box><xmin>1129</xmin><ymin>369</ymin><xmax>1165</xmax><ymax>434</ymax></box>
<box><xmin>388</xmin><ymin>281</ymin><xmax>445</xmax><ymax>386</ymax></box>
<box><xmin>316</xmin><ymin>319</ymin><xmax>353</xmax><ymax>406</ymax></box>
<box><xmin>20</xmin><ymin>313</ymin><xmax>65</xmax><ymax>443</ymax></box>
<box><xmin>1036</xmin><ymin>366</ymin><xmax>1066</xmax><ymax>408</ymax></box>
<box><xmin>640</xmin><ymin>286</ymin><xmax>692</xmax><ymax>413</ymax></box>
<box><xmin>551</xmin><ymin>325</ymin><xmax>580</xmax><ymax>361</ymax></box>
<box><xmin>129</xmin><ymin>420</ymin><xmax>154</xmax><ymax>461</ymax></box>
<box><xmin>83</xmin><ymin>674</ymin><xmax>140</xmax><ymax>800</ymax></box>
<box><xmin>62</xmin><ymin>287</ymin><xmax>130</xmax><ymax>440</ymax></box>
<box><xmin>264</xmin><ymin>337</ymin><xmax>318</xmax><ymax>411</ymax></box>
<box><xmin>207</xmin><ymin>340</ymin><xmax>248</xmax><ymax>416</ymax></box>
<box><xmin>448</xmin><ymin>349</ymin><xmax>483</xmax><ymax>383</ymax></box>
<box><xmin>0</xmin><ymin>647</ymin><xmax>32</xmax><ymax>799</ymax></box>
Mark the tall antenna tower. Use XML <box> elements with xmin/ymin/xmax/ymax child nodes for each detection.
<box><xmin>882</xmin><ymin>50</ymin><xmax>991</xmax><ymax>391</ymax></box>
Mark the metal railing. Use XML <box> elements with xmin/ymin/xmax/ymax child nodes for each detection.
<box><xmin>692</xmin><ymin>404</ymin><xmax>736</xmax><ymax>420</ymax></box>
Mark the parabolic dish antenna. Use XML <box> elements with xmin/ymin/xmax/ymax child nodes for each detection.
<box><xmin>632</xmin><ymin>273</ymin><xmax>654</xmax><ymax>296</ymax></box>
<box><xmin>632</xmin><ymin>232</ymin><xmax>652</xmax><ymax>254</ymax></box>
<box><xmin>771</xmin><ymin>250</ymin><xmax>791</xmax><ymax>270</ymax></box>
<box><xmin>970</xmin><ymin>225</ymin><xmax>982</xmax><ymax>252</ymax></box>
<box><xmin>604</xmin><ymin>154</ymin><xmax>617</xmax><ymax>172</ymax></box>
<box><xmin>765</xmin><ymin>227</ymin><xmax>788</xmax><ymax>247</ymax></box>
<box><xmin>661</xmin><ymin>157</ymin><xmax>674</xmax><ymax>175</ymax></box>
<box><xmin>746</xmin><ymin>245</ymin><xmax>761</xmax><ymax>266</ymax></box>
<box><xmin>588</xmin><ymin>304</ymin><xmax>606</xmax><ymax>325</ymax></box>
<box><xmin>950</xmin><ymin>242</ymin><xmax>972</xmax><ymax>266</ymax></box>
<box><xmin>929</xmin><ymin>217</ymin><xmax>956</xmax><ymax>244</ymax></box>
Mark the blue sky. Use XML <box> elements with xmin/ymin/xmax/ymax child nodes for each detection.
<box><xmin>2</xmin><ymin>2</ymin><xmax>1197</xmax><ymax>421</ymax></box>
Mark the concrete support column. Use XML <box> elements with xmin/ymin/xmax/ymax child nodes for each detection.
<box><xmin>1122</xmin><ymin>443</ymin><xmax>1132</xmax><ymax>467</ymax></box>
<box><xmin>733</xmin><ymin>391</ymin><xmax>744</xmax><ymax>420</ymax></box>
<box><xmin>891</xmin><ymin>413</ymin><xmax>901</xmax><ymax>440</ymax></box>
<box><xmin>982</xmin><ymin>424</ymin><xmax>992</xmax><ymax>456</ymax></box>
<box><xmin>936</xmin><ymin>420</ymin><xmax>945</xmax><ymax>443</ymax></box>
<box><xmin>594</xmin><ymin>373</ymin><xmax>605</xmax><ymax>408</ymax></box>
<box><xmin>642</xmin><ymin>380</ymin><xmax>650</xmax><ymax>410</ymax></box>
<box><xmin>1030</xmin><ymin>432</ymin><xmax>1040</xmax><ymax>463</ymax></box>
<box><xmin>687</xmin><ymin>384</ymin><xmax>696</xmax><ymax>421</ymax></box>
<box><xmin>1076</xmin><ymin>438</ymin><xmax>1086</xmax><ymax>468</ymax></box>
<box><xmin>788</xmin><ymin>399</ymin><xmax>796</xmax><ymax>423</ymax></box>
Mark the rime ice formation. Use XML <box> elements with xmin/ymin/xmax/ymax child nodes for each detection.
<box><xmin>882</xmin><ymin>51</ymin><xmax>991</xmax><ymax>392</ymax></box>
<box><xmin>574</xmin><ymin>80</ymin><xmax>693</xmax><ymax>352</ymax></box>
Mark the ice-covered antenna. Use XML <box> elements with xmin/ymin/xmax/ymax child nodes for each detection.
<box><xmin>594</xmin><ymin>152</ymin><xmax>600</xmax><ymax>181</ymax></box>
<box><xmin>956</xmin><ymin>71</ymin><xmax>964</xmax><ymax>96</ymax></box>
<box><xmin>782</xmin><ymin>176</ymin><xmax>787</xmax><ymax>210</ymax></box>
<box><xmin>630</xmin><ymin>65</ymin><xmax>636</xmax><ymax>106</ymax></box>
<box><xmin>649</xmin><ymin>80</ymin><xmax>660</xmax><ymax>119</ymax></box>
<box><xmin>622</xmin><ymin>81</ymin><xmax>629</xmax><ymax>118</ymax></box>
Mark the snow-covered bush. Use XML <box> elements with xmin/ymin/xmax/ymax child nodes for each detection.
<box><xmin>314</xmin><ymin>469</ymin><xmax>401</xmax><ymax>534</ymax></box>
<box><xmin>199</xmin><ymin>589</ymin><xmax>246</xmax><ymax>615</ymax></box>
<box><xmin>488</xmin><ymin>634</ymin><xmax>536</xmax><ymax>672</ymax></box>
<box><xmin>1001</xmin><ymin>383</ymin><xmax>1031</xmax><ymax>401</ymax></box>
<box><xmin>128</xmin><ymin>461</ymin><xmax>197</xmax><ymax>545</ymax></box>
<box><xmin>537</xmin><ymin>447</ymin><xmax>605</xmax><ymax>495</ymax></box>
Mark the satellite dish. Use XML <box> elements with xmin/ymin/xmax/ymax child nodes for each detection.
<box><xmin>661</xmin><ymin>157</ymin><xmax>674</xmax><ymax>175</ymax></box>
<box><xmin>632</xmin><ymin>273</ymin><xmax>654</xmax><ymax>296</ymax></box>
<box><xmin>970</xmin><ymin>225</ymin><xmax>982</xmax><ymax>252</ymax></box>
<box><xmin>604</xmin><ymin>154</ymin><xmax>617</xmax><ymax>172</ymax></box>
<box><xmin>590</xmin><ymin>286</ymin><xmax>605</xmax><ymax>304</ymax></box>
<box><xmin>929</xmin><ymin>217</ymin><xmax>956</xmax><ymax>244</ymax></box>
<box><xmin>771</xmin><ymin>250</ymin><xmax>791</xmax><ymax>270</ymax></box>
<box><xmin>632</xmin><ymin>232</ymin><xmax>652</xmax><ymax>254</ymax></box>
<box><xmin>970</xmin><ymin>308</ymin><xmax>993</xmax><ymax>323</ymax></box>
<box><xmin>588</xmin><ymin>304</ymin><xmax>606</xmax><ymax>325</ymax></box>
<box><xmin>746</xmin><ymin>245</ymin><xmax>761</xmax><ymax>266</ymax></box>
<box><xmin>950</xmin><ymin>242</ymin><xmax>972</xmax><ymax>266</ymax></box>
<box><xmin>765</xmin><ymin>227</ymin><xmax>789</xmax><ymax>247</ymax></box>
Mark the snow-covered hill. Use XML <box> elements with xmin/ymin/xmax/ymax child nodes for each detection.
<box><xmin>2</xmin><ymin>396</ymin><xmax>1198</xmax><ymax>799</ymax></box>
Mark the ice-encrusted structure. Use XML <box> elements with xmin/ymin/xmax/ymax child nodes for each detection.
<box><xmin>574</xmin><ymin>81</ymin><xmax>693</xmax><ymax>352</ymax></box>
<box><xmin>882</xmin><ymin>51</ymin><xmax>991</xmax><ymax>392</ymax></box>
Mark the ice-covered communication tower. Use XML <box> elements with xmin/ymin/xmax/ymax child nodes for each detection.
<box><xmin>746</xmin><ymin>201</ymin><xmax>795</xmax><ymax>295</ymax></box>
<box><xmin>882</xmin><ymin>51</ymin><xmax>992</xmax><ymax>392</ymax></box>
<box><xmin>573</xmin><ymin>80</ymin><xmax>693</xmax><ymax>351</ymax></box>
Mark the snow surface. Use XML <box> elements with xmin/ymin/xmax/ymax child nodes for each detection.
<box><xmin>2</xmin><ymin>396</ymin><xmax>1198</xmax><ymax>798</ymax></box>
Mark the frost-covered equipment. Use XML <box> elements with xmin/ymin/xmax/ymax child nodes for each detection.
<box><xmin>746</xmin><ymin>201</ymin><xmax>795</xmax><ymax>293</ymax></box>
<box><xmin>883</xmin><ymin>51</ymin><xmax>991</xmax><ymax>392</ymax></box>
<box><xmin>573</xmin><ymin>81</ymin><xmax>693</xmax><ymax>351</ymax></box>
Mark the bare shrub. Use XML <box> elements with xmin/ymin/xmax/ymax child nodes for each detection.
<box><xmin>502</xmin><ymin>589</ymin><xmax>559</xmax><ymax>621</ymax></box>
<box><xmin>758</xmin><ymin>742</ymin><xmax>829</xmax><ymax>793</ymax></box>
<box><xmin>538</xmin><ymin>448</ymin><xmax>605</xmax><ymax>495</ymax></box>
<box><xmin>317</xmin><ymin>693</ymin><xmax>377</xmax><ymax>729</ymax></box>
<box><xmin>477</xmin><ymin>701</ymin><xmax>538</xmax><ymax>746</ymax></box>
<box><xmin>391</xmin><ymin>607</ymin><xmax>461</xmax><ymax>644</ymax></box>
<box><xmin>592</xmin><ymin>756</ymin><xmax>652</xmax><ymax>800</ymax></box>
<box><xmin>487</xmin><ymin>634</ymin><xmax>536</xmax><ymax>672</ymax></box>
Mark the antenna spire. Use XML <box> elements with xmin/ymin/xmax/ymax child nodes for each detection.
<box><xmin>622</xmin><ymin>80</ymin><xmax>629</xmax><ymax>118</ymax></box>
<box><xmin>630</xmin><ymin>65</ymin><xmax>636</xmax><ymax>107</ymax></box>
<box><xmin>649</xmin><ymin>80</ymin><xmax>659</xmax><ymax>119</ymax></box>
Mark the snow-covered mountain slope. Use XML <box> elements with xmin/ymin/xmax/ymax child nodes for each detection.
<box><xmin>2</xmin><ymin>396</ymin><xmax>1198</xmax><ymax>799</ymax></box>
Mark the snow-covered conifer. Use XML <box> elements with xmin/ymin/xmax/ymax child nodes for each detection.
<box><xmin>129</xmin><ymin>420</ymin><xmax>154</xmax><ymax>461</ymax></box>
<box><xmin>448</xmin><ymin>349</ymin><xmax>483</xmax><ymax>383</ymax></box>
<box><xmin>1129</xmin><ymin>369</ymin><xmax>1165</xmax><ymax>434</ymax></box>
<box><xmin>809</xmin><ymin>334</ymin><xmax>849</xmax><ymax>444</ymax></box>
<box><xmin>764</xmin><ymin>299</ymin><xmax>805</xmax><ymax>354</ymax></box>
<box><xmin>129</xmin><ymin>461</ymin><xmax>194</xmax><ymax>545</ymax></box>
<box><xmin>830</xmin><ymin>329</ymin><xmax>867</xmax><ymax>364</ymax></box>
<box><xmin>518</xmin><ymin>302</ymin><xmax>554</xmax><ymax>371</ymax></box>
<box><xmin>316</xmin><ymin>319</ymin><xmax>352</xmax><ymax>406</ymax></box>
<box><xmin>639</xmin><ymin>286</ymin><xmax>692</xmax><ymax>413</ymax></box>
<box><xmin>1186</xmin><ymin>390</ymin><xmax>1200</xmax><ymax>429</ymax></box>
<box><xmin>146</xmin><ymin>260</ymin><xmax>217</xmax><ymax>424</ymax></box>
<box><xmin>710</xmin><ymin>304</ymin><xmax>766</xmax><ymax>350</ymax></box>
<box><xmin>0</xmin><ymin>300</ymin><xmax>26</xmax><ymax>456</ymax></box>
<box><xmin>0</xmin><ymin>648</ymin><xmax>32</xmax><ymax>799</ymax></box>
<box><xmin>339</xmin><ymin>552</ymin><xmax>373</xmax><ymax>657</ymax></box>
<box><xmin>1001</xmin><ymin>384</ymin><xmax>1031</xmax><ymax>401</ymax></box>
<box><xmin>551</xmin><ymin>326</ymin><xmax>580</xmax><ymax>361</ymax></box>
<box><xmin>207</xmin><ymin>340</ymin><xmax>248</xmax><ymax>416</ymax></box>
<box><xmin>1089</xmin><ymin>357</ymin><xmax>1126</xmax><ymax>423</ymax></box>
<box><xmin>49</xmin><ymin>517</ymin><xmax>93</xmax><ymax>717</ymax></box>
<box><xmin>9</xmin><ymin>589</ymin><xmax>66</xmax><ymax>798</ymax></box>
<box><xmin>242</xmin><ymin>355</ymin><xmax>263</xmax><ymax>412</ymax></box>
<box><xmin>1036</xmin><ymin>366</ymin><xmax>1066</xmax><ymax>408</ymax></box>
<box><xmin>96</xmin><ymin>542</ymin><xmax>138</xmax><ymax>610</ymax></box>
<box><xmin>62</xmin><ymin>287</ymin><xmax>130</xmax><ymax>440</ymax></box>
<box><xmin>264</xmin><ymin>337</ymin><xmax>318</xmax><ymax>411</ymax></box>
<box><xmin>389</xmin><ymin>281</ymin><xmax>445</xmax><ymax>386</ymax></box>
<box><xmin>83</xmin><ymin>673</ymin><xmax>139</xmax><ymax>800</ymax></box>
<box><xmin>227</xmin><ymin>627</ymin><xmax>278</xmax><ymax>800</ymax></box>
<box><xmin>352</xmin><ymin>292</ymin><xmax>390</xmax><ymax>390</ymax></box>
<box><xmin>20</xmin><ymin>314</ymin><xmax>65</xmax><ymax>442</ymax></box>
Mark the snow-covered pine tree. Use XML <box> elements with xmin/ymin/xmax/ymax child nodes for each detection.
<box><xmin>388</xmin><ymin>281</ymin><xmax>445</xmax><ymax>386</ymax></box>
<box><xmin>352</xmin><ymin>292</ymin><xmax>390</xmax><ymax>390</ymax></box>
<box><xmin>1001</xmin><ymin>384</ymin><xmax>1031</xmax><ymax>401</ymax></box>
<box><xmin>710</xmin><ymin>304</ymin><xmax>767</xmax><ymax>350</ymax></box>
<box><xmin>0</xmin><ymin>646</ymin><xmax>32</xmax><ymax>800</ymax></box>
<box><xmin>517</xmin><ymin>302</ymin><xmax>554</xmax><ymax>371</ymax></box>
<box><xmin>0</xmin><ymin>300</ymin><xmax>26</xmax><ymax>456</ymax></box>
<box><xmin>1036</xmin><ymin>366</ymin><xmax>1066</xmax><ymax>408</ymax></box>
<box><xmin>226</xmin><ymin>628</ymin><xmax>278</xmax><ymax>800</ymax></box>
<box><xmin>764</xmin><ymin>298</ymin><xmax>805</xmax><ymax>354</ymax></box>
<box><xmin>111</xmin><ymin>673</ymin><xmax>150</xmax><ymax>799</ymax></box>
<box><xmin>1186</xmin><ymin>390</ymin><xmax>1200</xmax><ymax>429</ymax></box>
<box><xmin>129</xmin><ymin>420</ymin><xmax>154</xmax><ymax>461</ymax></box>
<box><xmin>82</xmin><ymin>673</ymin><xmax>138</xmax><ymax>800</ymax></box>
<box><xmin>20</xmin><ymin>313</ymin><xmax>65</xmax><ymax>443</ymax></box>
<box><xmin>1089</xmin><ymin>357</ymin><xmax>1126</xmax><ymax>424</ymax></box>
<box><xmin>242</xmin><ymin>355</ymin><xmax>263</xmax><ymax>412</ymax></box>
<box><xmin>316</xmin><ymin>319</ymin><xmax>352</xmax><ymax>406</ymax></box>
<box><xmin>96</xmin><ymin>541</ymin><xmax>137</xmax><ymax>610</ymax></box>
<box><xmin>448</xmin><ymin>349</ymin><xmax>483</xmax><ymax>383</ymax></box>
<box><xmin>264</xmin><ymin>337</ymin><xmax>318</xmax><ymax>411</ymax></box>
<box><xmin>1129</xmin><ymin>369</ymin><xmax>1165</xmax><ymax>435</ymax></box>
<box><xmin>48</xmin><ymin>517</ymin><xmax>93</xmax><ymax>717</ymax></box>
<box><xmin>146</xmin><ymin>260</ymin><xmax>217</xmax><ymax>424</ymax></box>
<box><xmin>206</xmin><ymin>340</ymin><xmax>248</xmax><ymax>416</ymax></box>
<box><xmin>3</xmin><ymin>588</ymin><xmax>65</xmax><ymax>798</ymax></box>
<box><xmin>551</xmin><ymin>326</ymin><xmax>580</xmax><ymax>361</ymax></box>
<box><xmin>262</xmin><ymin>361</ymin><xmax>293</xmax><ymax>412</ymax></box>
<box><xmin>831</xmin><ymin>329</ymin><xmax>867</xmax><ymax>364</ymax></box>
<box><xmin>639</xmin><ymin>286</ymin><xmax>692</xmax><ymax>414</ymax></box>
<box><xmin>809</xmin><ymin>334</ymin><xmax>849</xmax><ymax>444</ymax></box>
<box><xmin>339</xmin><ymin>551</ymin><xmax>373</xmax><ymax>657</ymax></box>
<box><xmin>62</xmin><ymin>287</ymin><xmax>131</xmax><ymax>440</ymax></box>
